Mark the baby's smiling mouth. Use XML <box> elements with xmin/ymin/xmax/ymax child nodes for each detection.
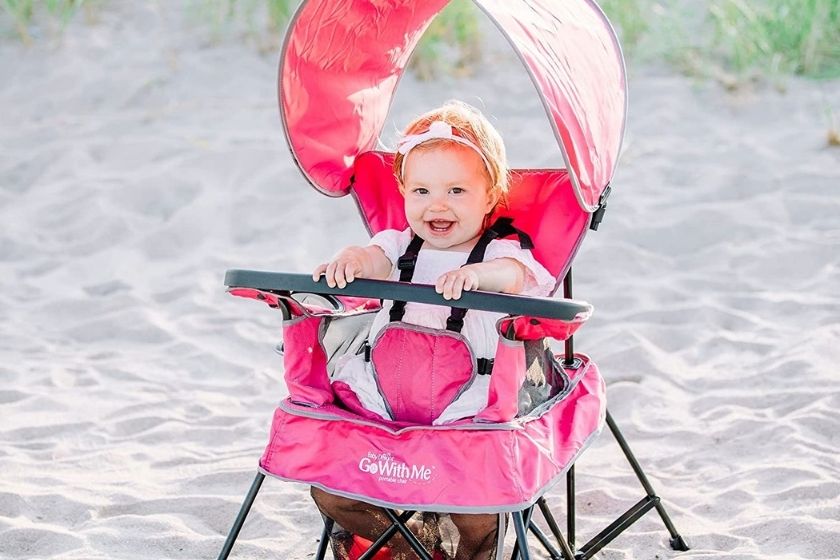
<box><xmin>427</xmin><ymin>220</ymin><xmax>455</xmax><ymax>234</ymax></box>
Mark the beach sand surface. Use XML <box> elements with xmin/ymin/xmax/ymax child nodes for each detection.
<box><xmin>1</xmin><ymin>3</ymin><xmax>839</xmax><ymax>559</ymax></box>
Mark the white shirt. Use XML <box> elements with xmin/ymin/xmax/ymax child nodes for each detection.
<box><xmin>367</xmin><ymin>228</ymin><xmax>555</xmax><ymax>358</ymax></box>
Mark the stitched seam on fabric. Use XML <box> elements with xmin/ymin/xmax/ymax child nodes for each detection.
<box><xmin>506</xmin><ymin>431</ymin><xmax>526</xmax><ymax>502</ymax></box>
<box><xmin>278</xmin><ymin>399</ymin><xmax>523</xmax><ymax>432</ymax></box>
<box><xmin>520</xmin><ymin>356</ymin><xmax>590</xmax><ymax>420</ymax></box>
<box><xmin>369</xmin><ymin>324</ymin><xmax>397</xmax><ymax>420</ymax></box>
<box><xmin>282</xmin><ymin>315</ymin><xmax>308</xmax><ymax>327</ymax></box>
<box><xmin>368</xmin><ymin>323</ymin><xmax>480</xmax><ymax>422</ymax></box>
<box><xmin>445</xmin><ymin>347</ymin><xmax>478</xmax><ymax>411</ymax></box>
<box><xmin>396</xmin><ymin>329</ymin><xmax>406</xmax><ymax>419</ymax></box>
<box><xmin>263</xmin><ymin>409</ymin><xmax>289</xmax><ymax>466</ymax></box>
<box><xmin>260</xmin><ymin>425</ymin><xmax>604</xmax><ymax>514</ymax></box>
<box><xmin>429</xmin><ymin>334</ymin><xmax>437</xmax><ymax>422</ymax></box>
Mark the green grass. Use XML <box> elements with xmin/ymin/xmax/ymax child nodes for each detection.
<box><xmin>189</xmin><ymin>0</ymin><xmax>296</xmax><ymax>50</ymax></box>
<box><xmin>708</xmin><ymin>0</ymin><xmax>840</xmax><ymax>79</ymax></box>
<box><xmin>597</xmin><ymin>0</ymin><xmax>652</xmax><ymax>57</ymax></box>
<box><xmin>190</xmin><ymin>0</ymin><xmax>482</xmax><ymax>78</ymax></box>
<box><xmin>4</xmin><ymin>0</ymin><xmax>839</xmax><ymax>86</ymax></box>
<box><xmin>2</xmin><ymin>0</ymin><xmax>89</xmax><ymax>43</ymax></box>
<box><xmin>598</xmin><ymin>0</ymin><xmax>840</xmax><ymax>83</ymax></box>
<box><xmin>408</xmin><ymin>0</ymin><xmax>483</xmax><ymax>80</ymax></box>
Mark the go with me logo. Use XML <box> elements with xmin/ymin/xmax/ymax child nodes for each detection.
<box><xmin>358</xmin><ymin>451</ymin><xmax>434</xmax><ymax>485</ymax></box>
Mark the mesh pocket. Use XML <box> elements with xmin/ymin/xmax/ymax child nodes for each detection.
<box><xmin>518</xmin><ymin>339</ymin><xmax>568</xmax><ymax>416</ymax></box>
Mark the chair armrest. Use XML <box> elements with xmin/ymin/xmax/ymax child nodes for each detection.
<box><xmin>224</xmin><ymin>269</ymin><xmax>592</xmax><ymax>322</ymax></box>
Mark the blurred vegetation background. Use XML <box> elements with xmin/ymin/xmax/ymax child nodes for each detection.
<box><xmin>601</xmin><ymin>0</ymin><xmax>840</xmax><ymax>86</ymax></box>
<box><xmin>3</xmin><ymin>0</ymin><xmax>839</xmax><ymax>86</ymax></box>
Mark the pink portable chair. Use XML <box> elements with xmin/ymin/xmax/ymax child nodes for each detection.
<box><xmin>218</xmin><ymin>1</ymin><xmax>689</xmax><ymax>558</ymax></box>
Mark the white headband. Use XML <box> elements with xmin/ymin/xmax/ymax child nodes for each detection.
<box><xmin>396</xmin><ymin>120</ymin><xmax>492</xmax><ymax>179</ymax></box>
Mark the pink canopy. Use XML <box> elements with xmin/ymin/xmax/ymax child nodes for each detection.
<box><xmin>279</xmin><ymin>0</ymin><xmax>626</xmax><ymax>212</ymax></box>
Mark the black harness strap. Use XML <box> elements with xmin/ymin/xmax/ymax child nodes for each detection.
<box><xmin>476</xmin><ymin>357</ymin><xmax>494</xmax><ymax>376</ymax></box>
<box><xmin>482</xmin><ymin>216</ymin><xmax>534</xmax><ymax>250</ymax></box>
<box><xmin>389</xmin><ymin>218</ymin><xmax>534</xmax><ymax>334</ymax></box>
<box><xmin>445</xmin><ymin>217</ymin><xmax>534</xmax><ymax>333</ymax></box>
<box><xmin>388</xmin><ymin>234</ymin><xmax>425</xmax><ymax>323</ymax></box>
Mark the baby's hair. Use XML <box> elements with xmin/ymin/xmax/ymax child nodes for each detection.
<box><xmin>393</xmin><ymin>100</ymin><xmax>509</xmax><ymax>204</ymax></box>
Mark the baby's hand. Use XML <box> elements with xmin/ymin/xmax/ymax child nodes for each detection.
<box><xmin>435</xmin><ymin>266</ymin><xmax>481</xmax><ymax>300</ymax></box>
<box><xmin>313</xmin><ymin>246</ymin><xmax>368</xmax><ymax>288</ymax></box>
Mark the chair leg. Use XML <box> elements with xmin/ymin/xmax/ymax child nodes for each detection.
<box><xmin>605</xmin><ymin>410</ymin><xmax>689</xmax><ymax>552</ymax></box>
<box><xmin>217</xmin><ymin>472</ymin><xmax>265</xmax><ymax>560</ymax></box>
<box><xmin>511</xmin><ymin>511</ymin><xmax>532</xmax><ymax>560</ymax></box>
<box><xmin>528</xmin><ymin>521</ymin><xmax>571</xmax><ymax>560</ymax></box>
<box><xmin>534</xmin><ymin>498</ymin><xmax>576</xmax><ymax>560</ymax></box>
<box><xmin>572</xmin><ymin>410</ymin><xmax>689</xmax><ymax>559</ymax></box>
<box><xmin>382</xmin><ymin>509</ymin><xmax>433</xmax><ymax>560</ymax></box>
<box><xmin>510</xmin><ymin>506</ymin><xmax>534</xmax><ymax>560</ymax></box>
<box><xmin>315</xmin><ymin>517</ymin><xmax>335</xmax><ymax>560</ymax></box>
<box><xmin>567</xmin><ymin>464</ymin><xmax>575</xmax><ymax>551</ymax></box>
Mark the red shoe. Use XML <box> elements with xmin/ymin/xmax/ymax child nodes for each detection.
<box><xmin>347</xmin><ymin>534</ymin><xmax>392</xmax><ymax>560</ymax></box>
<box><xmin>347</xmin><ymin>534</ymin><xmax>447</xmax><ymax>560</ymax></box>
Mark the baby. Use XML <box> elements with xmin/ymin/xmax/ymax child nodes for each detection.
<box><xmin>311</xmin><ymin>100</ymin><xmax>554</xmax><ymax>560</ymax></box>
<box><xmin>314</xmin><ymin>101</ymin><xmax>554</xmax><ymax>426</ymax></box>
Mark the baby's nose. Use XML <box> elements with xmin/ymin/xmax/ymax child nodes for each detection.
<box><xmin>428</xmin><ymin>193</ymin><xmax>448</xmax><ymax>211</ymax></box>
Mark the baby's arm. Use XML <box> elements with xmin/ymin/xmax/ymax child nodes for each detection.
<box><xmin>313</xmin><ymin>245</ymin><xmax>393</xmax><ymax>288</ymax></box>
<box><xmin>435</xmin><ymin>258</ymin><xmax>527</xmax><ymax>300</ymax></box>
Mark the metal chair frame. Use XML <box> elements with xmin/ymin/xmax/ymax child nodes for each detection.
<box><xmin>216</xmin><ymin>407</ymin><xmax>689</xmax><ymax>559</ymax></box>
<box><xmin>216</xmin><ymin>271</ymin><xmax>689</xmax><ymax>559</ymax></box>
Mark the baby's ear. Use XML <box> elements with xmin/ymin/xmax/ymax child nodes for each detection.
<box><xmin>486</xmin><ymin>188</ymin><xmax>501</xmax><ymax>212</ymax></box>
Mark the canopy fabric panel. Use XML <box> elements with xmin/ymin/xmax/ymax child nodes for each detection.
<box><xmin>474</xmin><ymin>0</ymin><xmax>626</xmax><ymax>210</ymax></box>
<box><xmin>280</xmin><ymin>0</ymin><xmax>626</xmax><ymax>211</ymax></box>
<box><xmin>279</xmin><ymin>0</ymin><xmax>449</xmax><ymax>198</ymax></box>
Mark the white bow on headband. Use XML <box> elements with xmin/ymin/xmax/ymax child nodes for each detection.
<box><xmin>396</xmin><ymin>120</ymin><xmax>492</xmax><ymax>177</ymax></box>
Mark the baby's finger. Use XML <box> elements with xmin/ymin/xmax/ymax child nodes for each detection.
<box><xmin>342</xmin><ymin>262</ymin><xmax>358</xmax><ymax>285</ymax></box>
<box><xmin>435</xmin><ymin>274</ymin><xmax>448</xmax><ymax>295</ymax></box>
<box><xmin>333</xmin><ymin>261</ymin><xmax>349</xmax><ymax>288</ymax></box>
<box><xmin>442</xmin><ymin>274</ymin><xmax>459</xmax><ymax>300</ymax></box>
<box><xmin>312</xmin><ymin>263</ymin><xmax>327</xmax><ymax>281</ymax></box>
<box><xmin>462</xmin><ymin>275</ymin><xmax>476</xmax><ymax>292</ymax></box>
<box><xmin>325</xmin><ymin>261</ymin><xmax>338</xmax><ymax>288</ymax></box>
<box><xmin>450</xmin><ymin>275</ymin><xmax>466</xmax><ymax>300</ymax></box>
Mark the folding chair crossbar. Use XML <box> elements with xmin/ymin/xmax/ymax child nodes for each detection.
<box><xmin>347</xmin><ymin>510</ymin><xmax>415</xmax><ymax>560</ymax></box>
<box><xmin>604</xmin><ymin>411</ymin><xmax>689</xmax><ymax>552</ymax></box>
<box><xmin>510</xmin><ymin>506</ymin><xmax>534</xmax><ymax>560</ymax></box>
<box><xmin>217</xmin><ymin>438</ymin><xmax>687</xmax><ymax>560</ymax></box>
<box><xmin>382</xmin><ymin>509</ymin><xmax>433</xmax><ymax>560</ymax></box>
<box><xmin>216</xmin><ymin>272</ymin><xmax>688</xmax><ymax>560</ymax></box>
<box><xmin>515</xmin><ymin>410</ymin><xmax>689</xmax><ymax>560</ymax></box>
<box><xmin>316</xmin><ymin>517</ymin><xmax>335</xmax><ymax>560</ymax></box>
<box><xmin>535</xmin><ymin>498</ymin><xmax>576</xmax><ymax>560</ymax></box>
<box><xmin>510</xmin><ymin>511</ymin><xmax>533</xmax><ymax>560</ymax></box>
<box><xmin>217</xmin><ymin>472</ymin><xmax>265</xmax><ymax>560</ymax></box>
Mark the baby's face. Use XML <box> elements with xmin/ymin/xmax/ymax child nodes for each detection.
<box><xmin>402</xmin><ymin>144</ymin><xmax>497</xmax><ymax>252</ymax></box>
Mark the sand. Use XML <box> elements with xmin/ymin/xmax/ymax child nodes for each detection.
<box><xmin>1</xmin><ymin>2</ymin><xmax>839</xmax><ymax>559</ymax></box>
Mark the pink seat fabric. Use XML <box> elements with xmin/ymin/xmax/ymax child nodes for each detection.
<box><xmin>259</xmin><ymin>354</ymin><xmax>605</xmax><ymax>512</ymax></box>
<box><xmin>370</xmin><ymin>325</ymin><xmax>475</xmax><ymax>425</ymax></box>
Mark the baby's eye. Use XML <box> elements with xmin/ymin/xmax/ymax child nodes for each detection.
<box><xmin>412</xmin><ymin>187</ymin><xmax>429</xmax><ymax>195</ymax></box>
<box><xmin>450</xmin><ymin>187</ymin><xmax>465</xmax><ymax>194</ymax></box>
